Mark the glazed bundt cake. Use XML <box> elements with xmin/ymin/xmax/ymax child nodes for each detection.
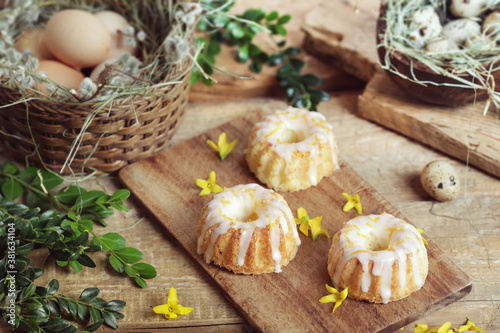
<box><xmin>197</xmin><ymin>183</ymin><xmax>301</xmax><ymax>274</ymax></box>
<box><xmin>327</xmin><ymin>213</ymin><xmax>428</xmax><ymax>303</ymax></box>
<box><xmin>246</xmin><ymin>106</ymin><xmax>339</xmax><ymax>192</ymax></box>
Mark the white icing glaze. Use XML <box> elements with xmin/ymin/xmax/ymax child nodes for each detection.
<box><xmin>329</xmin><ymin>214</ymin><xmax>427</xmax><ymax>304</ymax></box>
<box><xmin>249</xmin><ymin>106</ymin><xmax>339</xmax><ymax>185</ymax></box>
<box><xmin>197</xmin><ymin>183</ymin><xmax>300</xmax><ymax>273</ymax></box>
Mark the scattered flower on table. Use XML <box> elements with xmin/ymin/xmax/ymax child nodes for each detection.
<box><xmin>207</xmin><ymin>132</ymin><xmax>238</xmax><ymax>161</ymax></box>
<box><xmin>319</xmin><ymin>284</ymin><xmax>348</xmax><ymax>313</ymax></box>
<box><xmin>195</xmin><ymin>171</ymin><xmax>223</xmax><ymax>196</ymax></box>
<box><xmin>342</xmin><ymin>192</ymin><xmax>362</xmax><ymax>214</ymax></box>
<box><xmin>153</xmin><ymin>287</ymin><xmax>193</xmax><ymax>319</ymax></box>
<box><xmin>294</xmin><ymin>207</ymin><xmax>329</xmax><ymax>241</ymax></box>
<box><xmin>410</xmin><ymin>317</ymin><xmax>484</xmax><ymax>333</ymax></box>
<box><xmin>417</xmin><ymin>228</ymin><xmax>429</xmax><ymax>246</ymax></box>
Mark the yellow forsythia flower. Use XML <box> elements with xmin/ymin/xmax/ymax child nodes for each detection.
<box><xmin>207</xmin><ymin>132</ymin><xmax>238</xmax><ymax>160</ymax></box>
<box><xmin>153</xmin><ymin>287</ymin><xmax>193</xmax><ymax>319</ymax></box>
<box><xmin>342</xmin><ymin>192</ymin><xmax>362</xmax><ymax>214</ymax></box>
<box><xmin>195</xmin><ymin>171</ymin><xmax>223</xmax><ymax>196</ymax></box>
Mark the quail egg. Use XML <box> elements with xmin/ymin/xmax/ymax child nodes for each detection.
<box><xmin>450</xmin><ymin>0</ymin><xmax>489</xmax><ymax>18</ymax></box>
<box><xmin>420</xmin><ymin>161</ymin><xmax>460</xmax><ymax>201</ymax></box>
<box><xmin>443</xmin><ymin>19</ymin><xmax>481</xmax><ymax>44</ymax></box>
<box><xmin>408</xmin><ymin>6</ymin><xmax>443</xmax><ymax>49</ymax></box>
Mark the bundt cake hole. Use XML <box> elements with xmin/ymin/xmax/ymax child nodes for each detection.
<box><xmin>366</xmin><ymin>233</ymin><xmax>391</xmax><ymax>251</ymax></box>
<box><xmin>279</xmin><ymin>128</ymin><xmax>307</xmax><ymax>144</ymax></box>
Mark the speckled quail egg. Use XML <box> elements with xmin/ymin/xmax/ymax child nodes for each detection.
<box><xmin>425</xmin><ymin>36</ymin><xmax>460</xmax><ymax>53</ymax></box>
<box><xmin>443</xmin><ymin>19</ymin><xmax>481</xmax><ymax>45</ymax></box>
<box><xmin>450</xmin><ymin>0</ymin><xmax>489</xmax><ymax>18</ymax></box>
<box><xmin>408</xmin><ymin>6</ymin><xmax>443</xmax><ymax>49</ymax></box>
<box><xmin>483</xmin><ymin>10</ymin><xmax>500</xmax><ymax>34</ymax></box>
<box><xmin>420</xmin><ymin>161</ymin><xmax>460</xmax><ymax>201</ymax></box>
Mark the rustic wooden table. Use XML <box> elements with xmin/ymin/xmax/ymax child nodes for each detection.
<box><xmin>2</xmin><ymin>0</ymin><xmax>499</xmax><ymax>332</ymax></box>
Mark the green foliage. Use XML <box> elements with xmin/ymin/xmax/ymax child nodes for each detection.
<box><xmin>193</xmin><ymin>1</ymin><xmax>330</xmax><ymax>111</ymax></box>
<box><xmin>0</xmin><ymin>162</ymin><xmax>157</xmax><ymax>331</ymax></box>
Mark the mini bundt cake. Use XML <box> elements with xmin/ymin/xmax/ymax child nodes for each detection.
<box><xmin>327</xmin><ymin>213</ymin><xmax>428</xmax><ymax>303</ymax></box>
<box><xmin>246</xmin><ymin>106</ymin><xmax>339</xmax><ymax>192</ymax></box>
<box><xmin>197</xmin><ymin>183</ymin><xmax>301</xmax><ymax>274</ymax></box>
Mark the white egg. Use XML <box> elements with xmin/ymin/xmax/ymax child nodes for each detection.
<box><xmin>425</xmin><ymin>36</ymin><xmax>459</xmax><ymax>53</ymax></box>
<box><xmin>94</xmin><ymin>11</ymin><xmax>138</xmax><ymax>59</ymax></box>
<box><xmin>443</xmin><ymin>19</ymin><xmax>481</xmax><ymax>44</ymax></box>
<box><xmin>420</xmin><ymin>161</ymin><xmax>460</xmax><ymax>202</ymax></box>
<box><xmin>450</xmin><ymin>0</ymin><xmax>488</xmax><ymax>18</ymax></box>
<box><xmin>408</xmin><ymin>6</ymin><xmax>443</xmax><ymax>49</ymax></box>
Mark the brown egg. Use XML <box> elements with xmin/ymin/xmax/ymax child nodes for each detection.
<box><xmin>14</xmin><ymin>28</ymin><xmax>55</xmax><ymax>60</ymax></box>
<box><xmin>36</xmin><ymin>60</ymin><xmax>84</xmax><ymax>95</ymax></box>
<box><xmin>89</xmin><ymin>57</ymin><xmax>120</xmax><ymax>82</ymax></box>
<box><xmin>45</xmin><ymin>9</ymin><xmax>112</xmax><ymax>68</ymax></box>
<box><xmin>94</xmin><ymin>10</ymin><xmax>138</xmax><ymax>59</ymax></box>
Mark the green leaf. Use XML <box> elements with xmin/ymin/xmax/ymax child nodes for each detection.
<box><xmin>23</xmin><ymin>308</ymin><xmax>49</xmax><ymax>323</ymax></box>
<box><xmin>207</xmin><ymin>40</ymin><xmax>221</xmax><ymax>55</ymax></box>
<box><xmin>109</xmin><ymin>189</ymin><xmax>130</xmax><ymax>202</ymax></box>
<box><xmin>79</xmin><ymin>288</ymin><xmax>100</xmax><ymax>303</ymax></box>
<box><xmin>289</xmin><ymin>58</ymin><xmax>305</xmax><ymax>71</ymax></box>
<box><xmin>55</xmin><ymin>186</ymin><xmax>83</xmax><ymax>204</ymax></box>
<box><xmin>242</xmin><ymin>8</ymin><xmax>266</xmax><ymax>21</ymax></box>
<box><xmin>57</xmin><ymin>297</ymin><xmax>70</xmax><ymax>313</ymax></box>
<box><xmin>123</xmin><ymin>265</ymin><xmax>136</xmax><ymax>277</ymax></box>
<box><xmin>276</xmin><ymin>25</ymin><xmax>287</xmax><ymax>36</ymax></box>
<box><xmin>16</xmin><ymin>273</ymin><xmax>32</xmax><ymax>287</ymax></box>
<box><xmin>15</xmin><ymin>242</ymin><xmax>34</xmax><ymax>255</ymax></box>
<box><xmin>22</xmin><ymin>298</ymin><xmax>43</xmax><ymax>310</ymax></box>
<box><xmin>134</xmin><ymin>276</ymin><xmax>147</xmax><ymax>288</ymax></box>
<box><xmin>102</xmin><ymin>311</ymin><xmax>119</xmax><ymax>329</ymax></box>
<box><xmin>83</xmin><ymin>320</ymin><xmax>103</xmax><ymax>332</ymax></box>
<box><xmin>131</xmin><ymin>263</ymin><xmax>157</xmax><ymax>279</ymax></box>
<box><xmin>284</xmin><ymin>46</ymin><xmax>301</xmax><ymax>56</ymax></box>
<box><xmin>266</xmin><ymin>10</ymin><xmax>278</xmax><ymax>21</ymax></box>
<box><xmin>26</xmin><ymin>190</ymin><xmax>51</xmax><ymax>210</ymax></box>
<box><xmin>17</xmin><ymin>167</ymin><xmax>38</xmax><ymax>183</ymax></box>
<box><xmin>301</xmin><ymin>73</ymin><xmax>322</xmax><ymax>86</ymax></box>
<box><xmin>89</xmin><ymin>307</ymin><xmax>101</xmax><ymax>323</ymax></box>
<box><xmin>249</xmin><ymin>61</ymin><xmax>262</xmax><ymax>73</ymax></box>
<box><xmin>115</xmin><ymin>248</ymin><xmax>143</xmax><ymax>264</ymax></box>
<box><xmin>20</xmin><ymin>319</ymin><xmax>38</xmax><ymax>333</ymax></box>
<box><xmin>2</xmin><ymin>179</ymin><xmax>23</xmax><ymax>200</ymax></box>
<box><xmin>21</xmin><ymin>282</ymin><xmax>36</xmax><ymax>300</ymax></box>
<box><xmin>69</xmin><ymin>260</ymin><xmax>83</xmax><ymax>272</ymax></box>
<box><xmin>108</xmin><ymin>255</ymin><xmax>124</xmax><ymax>273</ymax></box>
<box><xmin>78</xmin><ymin>303</ymin><xmax>90</xmax><ymax>323</ymax></box>
<box><xmin>1</xmin><ymin>162</ymin><xmax>19</xmax><ymax>174</ymax></box>
<box><xmin>75</xmin><ymin>191</ymin><xmax>106</xmax><ymax>209</ymax></box>
<box><xmin>41</xmin><ymin>318</ymin><xmax>71</xmax><ymax>332</ymax></box>
<box><xmin>104</xmin><ymin>300</ymin><xmax>126</xmax><ymax>312</ymax></box>
<box><xmin>238</xmin><ymin>44</ymin><xmax>249</xmax><ymax>63</ymax></box>
<box><xmin>94</xmin><ymin>233</ymin><xmax>126</xmax><ymax>251</ymax></box>
<box><xmin>68</xmin><ymin>300</ymin><xmax>78</xmax><ymax>318</ymax></box>
<box><xmin>92</xmin><ymin>298</ymin><xmax>108</xmax><ymax>308</ymax></box>
<box><xmin>45</xmin><ymin>299</ymin><xmax>61</xmax><ymax>317</ymax></box>
<box><xmin>294</xmin><ymin>96</ymin><xmax>311</xmax><ymax>109</ymax></box>
<box><xmin>31</xmin><ymin>170</ymin><xmax>63</xmax><ymax>191</ymax></box>
<box><xmin>227</xmin><ymin>21</ymin><xmax>245</xmax><ymax>39</ymax></box>
<box><xmin>268</xmin><ymin>52</ymin><xmax>284</xmax><ymax>66</ymax></box>
<box><xmin>278</xmin><ymin>14</ymin><xmax>292</xmax><ymax>24</ymax></box>
<box><xmin>47</xmin><ymin>279</ymin><xmax>59</xmax><ymax>295</ymax></box>
<box><xmin>78</xmin><ymin>219</ymin><xmax>94</xmax><ymax>232</ymax></box>
<box><xmin>57</xmin><ymin>260</ymin><xmax>68</xmax><ymax>267</ymax></box>
<box><xmin>308</xmin><ymin>89</ymin><xmax>330</xmax><ymax>103</ymax></box>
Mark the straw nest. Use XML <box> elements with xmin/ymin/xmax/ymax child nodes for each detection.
<box><xmin>377</xmin><ymin>0</ymin><xmax>500</xmax><ymax>109</ymax></box>
<box><xmin>0</xmin><ymin>0</ymin><xmax>198</xmax><ymax>174</ymax></box>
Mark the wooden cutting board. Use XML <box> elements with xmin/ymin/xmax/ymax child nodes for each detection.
<box><xmin>118</xmin><ymin>115</ymin><xmax>471</xmax><ymax>332</ymax></box>
<box><xmin>358</xmin><ymin>71</ymin><xmax>500</xmax><ymax>179</ymax></box>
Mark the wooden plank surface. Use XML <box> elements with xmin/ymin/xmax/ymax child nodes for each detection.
<box><xmin>302</xmin><ymin>0</ymin><xmax>381</xmax><ymax>82</ymax></box>
<box><xmin>118</xmin><ymin>114</ymin><xmax>472</xmax><ymax>332</ymax></box>
<box><xmin>358</xmin><ymin>71</ymin><xmax>500</xmax><ymax>179</ymax></box>
<box><xmin>2</xmin><ymin>95</ymin><xmax>499</xmax><ymax>332</ymax></box>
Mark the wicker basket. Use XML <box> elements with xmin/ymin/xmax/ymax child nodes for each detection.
<box><xmin>0</xmin><ymin>2</ymin><xmax>192</xmax><ymax>174</ymax></box>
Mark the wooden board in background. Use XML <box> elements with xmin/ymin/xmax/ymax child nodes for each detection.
<box><xmin>119</xmin><ymin>115</ymin><xmax>472</xmax><ymax>332</ymax></box>
<box><xmin>302</xmin><ymin>0</ymin><xmax>381</xmax><ymax>82</ymax></box>
<box><xmin>358</xmin><ymin>71</ymin><xmax>500</xmax><ymax>179</ymax></box>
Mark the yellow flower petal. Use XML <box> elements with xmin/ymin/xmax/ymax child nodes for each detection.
<box><xmin>299</xmin><ymin>221</ymin><xmax>309</xmax><ymax>236</ymax></box>
<box><xmin>207</xmin><ymin>139</ymin><xmax>219</xmax><ymax>152</ymax></box>
<box><xmin>342</xmin><ymin>193</ymin><xmax>362</xmax><ymax>214</ymax></box>
<box><xmin>319</xmin><ymin>294</ymin><xmax>336</xmax><ymax>303</ymax></box>
<box><xmin>297</xmin><ymin>207</ymin><xmax>308</xmax><ymax>220</ymax></box>
<box><xmin>218</xmin><ymin>132</ymin><xmax>228</xmax><ymax>148</ymax></box>
<box><xmin>167</xmin><ymin>287</ymin><xmax>178</xmax><ymax>307</ymax></box>
<box><xmin>153</xmin><ymin>304</ymin><xmax>170</xmax><ymax>314</ymax></box>
<box><xmin>212</xmin><ymin>183</ymin><xmax>224</xmax><ymax>194</ymax></box>
<box><xmin>342</xmin><ymin>201</ymin><xmax>354</xmax><ymax>212</ymax></box>
<box><xmin>437</xmin><ymin>322</ymin><xmax>452</xmax><ymax>333</ymax></box>
<box><xmin>165</xmin><ymin>312</ymin><xmax>177</xmax><ymax>319</ymax></box>
<box><xmin>325</xmin><ymin>284</ymin><xmax>339</xmax><ymax>295</ymax></box>
<box><xmin>174</xmin><ymin>304</ymin><xmax>194</xmax><ymax>315</ymax></box>
<box><xmin>414</xmin><ymin>323</ymin><xmax>430</xmax><ymax>333</ymax></box>
<box><xmin>310</xmin><ymin>216</ymin><xmax>329</xmax><ymax>241</ymax></box>
<box><xmin>208</xmin><ymin>171</ymin><xmax>217</xmax><ymax>184</ymax></box>
<box><xmin>195</xmin><ymin>179</ymin><xmax>208</xmax><ymax>188</ymax></box>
